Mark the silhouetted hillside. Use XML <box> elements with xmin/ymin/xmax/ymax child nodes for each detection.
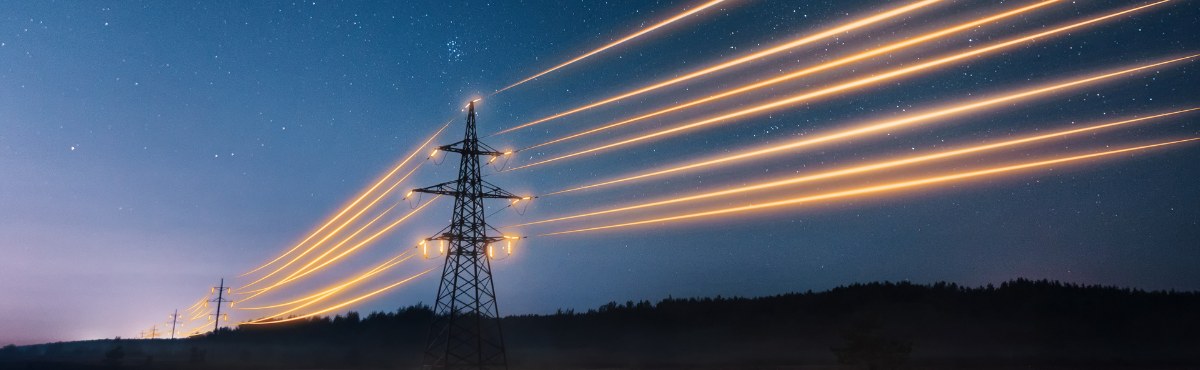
<box><xmin>3</xmin><ymin>279</ymin><xmax>1198</xmax><ymax>369</ymax></box>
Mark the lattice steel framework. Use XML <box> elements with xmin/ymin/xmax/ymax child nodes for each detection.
<box><xmin>414</xmin><ymin>101</ymin><xmax>518</xmax><ymax>370</ymax></box>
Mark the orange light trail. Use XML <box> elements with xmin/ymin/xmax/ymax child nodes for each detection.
<box><xmin>237</xmin><ymin>251</ymin><xmax>417</xmax><ymax>310</ymax></box>
<box><xmin>184</xmin><ymin>320</ymin><xmax>215</xmax><ymax>336</ymax></box>
<box><xmin>236</xmin><ymin>160</ymin><xmax>429</xmax><ymax>292</ymax></box>
<box><xmin>242</xmin><ymin>162</ymin><xmax>428</xmax><ymax>294</ymax></box>
<box><xmin>256</xmin><ymin>201</ymin><xmax>404</xmax><ymax>292</ymax></box>
<box><xmin>542</xmin><ymin>53</ymin><xmax>1198</xmax><ymax>196</ymax></box>
<box><xmin>541</xmin><ymin>138</ymin><xmax>1200</xmax><ymax>236</ymax></box>
<box><xmin>238</xmin><ymin>195</ymin><xmax>442</xmax><ymax>301</ymax></box>
<box><xmin>240</xmin><ymin>123</ymin><xmax>449</xmax><ymax>277</ymax></box>
<box><xmin>243</xmin><ymin>268</ymin><xmax>436</xmax><ymax>325</ymax></box>
<box><xmin>493</xmin><ymin>0</ymin><xmax>727</xmax><ymax>94</ymax></box>
<box><xmin>493</xmin><ymin>0</ymin><xmax>943</xmax><ymax>135</ymax></box>
<box><xmin>507</xmin><ymin>1</ymin><xmax>1175</xmax><ymax>172</ymax></box>
<box><xmin>521</xmin><ymin>0</ymin><xmax>1060</xmax><ymax>152</ymax></box>
<box><xmin>512</xmin><ymin>108</ymin><xmax>1198</xmax><ymax>228</ymax></box>
<box><xmin>187</xmin><ymin>297</ymin><xmax>205</xmax><ymax>310</ymax></box>
<box><xmin>185</xmin><ymin>297</ymin><xmax>207</xmax><ymax>313</ymax></box>
<box><xmin>188</xmin><ymin>312</ymin><xmax>208</xmax><ymax>322</ymax></box>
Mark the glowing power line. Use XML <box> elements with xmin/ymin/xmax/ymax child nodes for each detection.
<box><xmin>237</xmin><ymin>251</ymin><xmax>417</xmax><ymax>311</ymax></box>
<box><xmin>240</xmin><ymin>123</ymin><xmax>449</xmax><ymax>277</ymax></box>
<box><xmin>494</xmin><ymin>0</ymin><xmax>728</xmax><ymax>94</ymax></box>
<box><xmin>237</xmin><ymin>157</ymin><xmax>430</xmax><ymax>292</ymax></box>
<box><xmin>243</xmin><ymin>268</ymin><xmax>436</xmax><ymax>325</ymax></box>
<box><xmin>511</xmin><ymin>108</ymin><xmax>1198</xmax><ymax>228</ymax></box>
<box><xmin>540</xmin><ymin>138</ymin><xmax>1200</xmax><ymax>236</ymax></box>
<box><xmin>240</xmin><ymin>160</ymin><xmax>430</xmax><ymax>293</ymax></box>
<box><xmin>521</xmin><ymin>0</ymin><xmax>1060</xmax><ymax>152</ymax></box>
<box><xmin>507</xmin><ymin>1</ymin><xmax>1177</xmax><ymax>172</ymax></box>
<box><xmin>493</xmin><ymin>0</ymin><xmax>944</xmax><ymax>135</ymax></box>
<box><xmin>541</xmin><ymin>53</ymin><xmax>1198</xmax><ymax>196</ymax></box>
<box><xmin>238</xmin><ymin>195</ymin><xmax>442</xmax><ymax>301</ymax></box>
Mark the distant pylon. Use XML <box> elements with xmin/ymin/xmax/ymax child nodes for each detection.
<box><xmin>167</xmin><ymin>309</ymin><xmax>181</xmax><ymax>339</ymax></box>
<box><xmin>414</xmin><ymin>101</ymin><xmax>519</xmax><ymax>370</ymax></box>
<box><xmin>209</xmin><ymin>278</ymin><xmax>232</xmax><ymax>332</ymax></box>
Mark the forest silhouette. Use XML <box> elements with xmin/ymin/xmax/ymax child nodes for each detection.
<box><xmin>2</xmin><ymin>279</ymin><xmax>1197</xmax><ymax>369</ymax></box>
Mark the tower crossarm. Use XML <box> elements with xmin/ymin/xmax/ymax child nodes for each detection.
<box><xmin>425</xmin><ymin>232</ymin><xmax>508</xmax><ymax>245</ymax></box>
<box><xmin>436</xmin><ymin>141</ymin><xmax>507</xmax><ymax>157</ymax></box>
<box><xmin>413</xmin><ymin>180</ymin><xmax>522</xmax><ymax>200</ymax></box>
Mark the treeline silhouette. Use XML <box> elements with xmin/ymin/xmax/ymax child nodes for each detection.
<box><xmin>3</xmin><ymin>279</ymin><xmax>1198</xmax><ymax>369</ymax></box>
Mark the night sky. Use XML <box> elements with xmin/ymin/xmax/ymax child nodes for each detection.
<box><xmin>2</xmin><ymin>0</ymin><xmax>1198</xmax><ymax>345</ymax></box>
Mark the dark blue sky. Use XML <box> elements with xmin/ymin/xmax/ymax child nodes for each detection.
<box><xmin>2</xmin><ymin>0</ymin><xmax>1197</xmax><ymax>344</ymax></box>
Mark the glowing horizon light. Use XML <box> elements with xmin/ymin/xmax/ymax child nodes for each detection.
<box><xmin>539</xmin><ymin>53</ymin><xmax>1198</xmax><ymax>196</ymax></box>
<box><xmin>239</xmin><ymin>123</ymin><xmax>449</xmax><ymax>278</ymax></box>
<box><xmin>539</xmin><ymin>138</ymin><xmax>1200</xmax><ymax>236</ymax></box>
<box><xmin>493</xmin><ymin>0</ymin><xmax>728</xmax><ymax>94</ymax></box>
<box><xmin>508</xmin><ymin>107</ymin><xmax>1198</xmax><ymax>228</ymax></box>
<box><xmin>505</xmin><ymin>1</ymin><xmax>1178</xmax><ymax>172</ymax></box>
<box><xmin>492</xmin><ymin>0</ymin><xmax>943</xmax><ymax>135</ymax></box>
<box><xmin>519</xmin><ymin>0</ymin><xmax>1060</xmax><ymax>152</ymax></box>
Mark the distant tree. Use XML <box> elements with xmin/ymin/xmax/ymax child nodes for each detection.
<box><xmin>0</xmin><ymin>344</ymin><xmax>17</xmax><ymax>358</ymax></box>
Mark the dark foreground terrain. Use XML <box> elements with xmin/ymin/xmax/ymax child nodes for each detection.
<box><xmin>3</xmin><ymin>279</ymin><xmax>1198</xmax><ymax>370</ymax></box>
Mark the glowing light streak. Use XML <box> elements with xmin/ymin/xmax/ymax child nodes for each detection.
<box><xmin>186</xmin><ymin>297</ymin><xmax>206</xmax><ymax>311</ymax></box>
<box><xmin>512</xmin><ymin>108</ymin><xmax>1197</xmax><ymax>228</ymax></box>
<box><xmin>236</xmin><ymin>251</ymin><xmax>416</xmax><ymax>310</ymax></box>
<box><xmin>522</xmin><ymin>0</ymin><xmax>1059</xmax><ymax>151</ymax></box>
<box><xmin>243</xmin><ymin>268</ymin><xmax>436</xmax><ymax>325</ymax></box>
<box><xmin>508</xmin><ymin>1</ymin><xmax>1175</xmax><ymax>172</ymax></box>
<box><xmin>240</xmin><ymin>123</ymin><xmax>449</xmax><ymax>277</ymax></box>
<box><xmin>494</xmin><ymin>0</ymin><xmax>943</xmax><ymax>135</ymax></box>
<box><xmin>188</xmin><ymin>308</ymin><xmax>210</xmax><ymax>321</ymax></box>
<box><xmin>185</xmin><ymin>297</ymin><xmax>208</xmax><ymax>315</ymax></box>
<box><xmin>237</xmin><ymin>160</ymin><xmax>428</xmax><ymax>292</ymax></box>
<box><xmin>259</xmin><ymin>202</ymin><xmax>403</xmax><ymax>290</ymax></box>
<box><xmin>238</xmin><ymin>196</ymin><xmax>442</xmax><ymax>301</ymax></box>
<box><xmin>494</xmin><ymin>0</ymin><xmax>728</xmax><ymax>94</ymax></box>
<box><xmin>184</xmin><ymin>320</ymin><xmax>215</xmax><ymax>337</ymax></box>
<box><xmin>543</xmin><ymin>54</ymin><xmax>1198</xmax><ymax>196</ymax></box>
<box><xmin>541</xmin><ymin>138</ymin><xmax>1199</xmax><ymax>236</ymax></box>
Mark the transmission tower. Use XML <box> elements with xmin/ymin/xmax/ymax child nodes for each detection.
<box><xmin>210</xmin><ymin>278</ymin><xmax>232</xmax><ymax>332</ymax></box>
<box><xmin>167</xmin><ymin>309</ymin><xmax>181</xmax><ymax>339</ymax></box>
<box><xmin>413</xmin><ymin>101</ymin><xmax>520</xmax><ymax>370</ymax></box>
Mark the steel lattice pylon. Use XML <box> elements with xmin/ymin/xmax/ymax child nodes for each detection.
<box><xmin>414</xmin><ymin>101</ymin><xmax>518</xmax><ymax>370</ymax></box>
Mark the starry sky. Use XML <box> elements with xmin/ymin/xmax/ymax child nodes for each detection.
<box><xmin>2</xmin><ymin>0</ymin><xmax>1198</xmax><ymax>345</ymax></box>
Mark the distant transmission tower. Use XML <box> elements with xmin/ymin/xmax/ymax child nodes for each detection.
<box><xmin>210</xmin><ymin>278</ymin><xmax>232</xmax><ymax>332</ymax></box>
<box><xmin>414</xmin><ymin>101</ymin><xmax>520</xmax><ymax>370</ymax></box>
<box><xmin>167</xmin><ymin>309</ymin><xmax>181</xmax><ymax>339</ymax></box>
